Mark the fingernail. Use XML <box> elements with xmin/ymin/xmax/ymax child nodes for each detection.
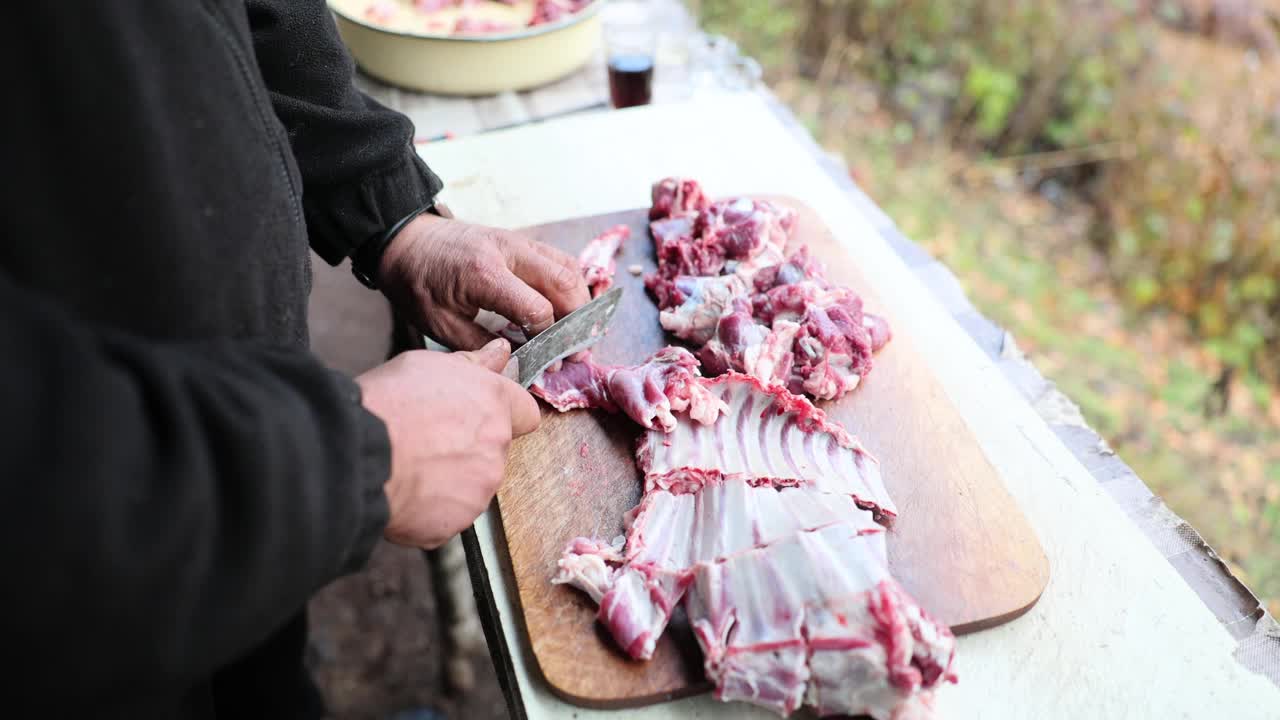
<box><xmin>484</xmin><ymin>338</ymin><xmax>508</xmax><ymax>352</ymax></box>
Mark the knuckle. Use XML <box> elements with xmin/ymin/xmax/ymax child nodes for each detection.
<box><xmin>525</xmin><ymin>299</ymin><xmax>554</xmax><ymax>326</ymax></box>
<box><xmin>553</xmin><ymin>264</ymin><xmax>581</xmax><ymax>292</ymax></box>
<box><xmin>463</xmin><ymin>254</ymin><xmax>492</xmax><ymax>278</ymax></box>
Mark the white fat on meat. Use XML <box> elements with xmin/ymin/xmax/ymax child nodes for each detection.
<box><xmin>551</xmin><ymin>536</ymin><xmax>623</xmax><ymax>604</ymax></box>
<box><xmin>637</xmin><ymin>374</ymin><xmax>895</xmax><ymax>518</ymax></box>
<box><xmin>577</xmin><ymin>224</ymin><xmax>631</xmax><ymax>297</ymax></box>
<box><xmin>625</xmin><ymin>482</ymin><xmax>879</xmax><ymax>572</ymax></box>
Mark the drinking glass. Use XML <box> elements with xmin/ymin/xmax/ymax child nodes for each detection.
<box><xmin>603</xmin><ymin>1</ymin><xmax>656</xmax><ymax>109</ymax></box>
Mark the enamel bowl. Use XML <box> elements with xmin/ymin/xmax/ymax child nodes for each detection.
<box><xmin>329</xmin><ymin>1</ymin><xmax>602</xmax><ymax>96</ymax></box>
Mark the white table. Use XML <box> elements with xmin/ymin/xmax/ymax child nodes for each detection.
<box><xmin>411</xmin><ymin>92</ymin><xmax>1280</xmax><ymax>719</ymax></box>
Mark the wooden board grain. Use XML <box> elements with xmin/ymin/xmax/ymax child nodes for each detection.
<box><xmin>496</xmin><ymin>199</ymin><xmax>1050</xmax><ymax>708</ymax></box>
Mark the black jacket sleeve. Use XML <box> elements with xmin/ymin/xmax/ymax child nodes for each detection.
<box><xmin>0</xmin><ymin>272</ymin><xmax>390</xmax><ymax>701</ymax></box>
<box><xmin>246</xmin><ymin>0</ymin><xmax>444</xmax><ymax>265</ymax></box>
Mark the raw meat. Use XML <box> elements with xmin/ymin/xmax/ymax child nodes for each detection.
<box><xmin>529</xmin><ymin>352</ymin><xmax>615</xmax><ymax>412</ymax></box>
<box><xmin>530</xmin><ymin>0</ymin><xmax>592</xmax><ymax>26</ymax></box>
<box><xmin>623</xmin><ymin>481</ymin><xmax>880</xmax><ymax>573</ymax></box>
<box><xmin>636</xmin><ymin>374</ymin><xmax>895</xmax><ymax>518</ymax></box>
<box><xmin>541</xmin><ymin>178</ymin><xmax>953</xmax><ymax>718</ymax></box>
<box><xmin>552</xmin><ymin>536</ymin><xmax>622</xmax><ymax>603</ymax></box>
<box><xmin>658</xmin><ymin>274</ymin><xmax>747</xmax><ymax>343</ymax></box>
<box><xmin>649</xmin><ymin>227</ymin><xmax>727</xmax><ymax>282</ymax></box>
<box><xmin>553</xmin><ymin>378</ymin><xmax>952</xmax><ymax>717</ymax></box>
<box><xmin>638</xmin><ymin>179</ymin><xmax>894</xmax><ymax>401</ymax></box>
<box><xmin>364</xmin><ymin>1</ymin><xmax>399</xmax><ymax>22</ymax></box>
<box><xmin>414</xmin><ymin>0</ymin><xmax>454</xmax><ymax>11</ymax></box>
<box><xmin>554</xmin><ymin>480</ymin><xmax>880</xmax><ymax>661</ymax></box>
<box><xmin>645</xmin><ymin>196</ymin><xmax>794</xmax><ymax>285</ymax></box>
<box><xmin>697</xmin><ymin>197</ymin><xmax>795</xmax><ymax>266</ymax></box>
<box><xmin>530</xmin><ymin>348</ymin><xmax>728</xmax><ymax>432</ymax></box>
<box><xmin>650</xmin><ymin>177</ymin><xmax>709</xmax><ymax>220</ymax></box>
<box><xmin>686</xmin><ymin>525</ymin><xmax>955</xmax><ymax>718</ymax></box>
<box><xmin>696</xmin><ymin>299</ymin><xmax>799</xmax><ymax>387</ymax></box>
<box><xmin>578</xmin><ymin>225</ymin><xmax>630</xmax><ymax>298</ymax></box>
<box><xmin>453</xmin><ymin>17</ymin><xmax>516</xmax><ymax>34</ymax></box>
<box><xmin>649</xmin><ymin>214</ymin><xmax>697</xmax><ymax>253</ymax></box>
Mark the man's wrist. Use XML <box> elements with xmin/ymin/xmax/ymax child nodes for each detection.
<box><xmin>351</xmin><ymin>201</ymin><xmax>443</xmax><ymax>290</ymax></box>
<box><xmin>376</xmin><ymin>210</ymin><xmax>452</xmax><ymax>285</ymax></box>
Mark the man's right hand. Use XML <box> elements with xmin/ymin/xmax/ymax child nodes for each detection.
<box><xmin>355</xmin><ymin>338</ymin><xmax>540</xmax><ymax>549</ymax></box>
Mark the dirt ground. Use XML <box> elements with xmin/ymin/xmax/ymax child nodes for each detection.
<box><xmin>308</xmin><ymin>542</ymin><xmax>507</xmax><ymax>720</ymax></box>
<box><xmin>306</xmin><ymin>258</ymin><xmax>508</xmax><ymax>720</ymax></box>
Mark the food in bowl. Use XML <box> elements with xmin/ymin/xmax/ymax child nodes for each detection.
<box><xmin>342</xmin><ymin>0</ymin><xmax>595</xmax><ymax>36</ymax></box>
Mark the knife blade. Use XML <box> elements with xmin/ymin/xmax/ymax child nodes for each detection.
<box><xmin>505</xmin><ymin>286</ymin><xmax>623</xmax><ymax>388</ymax></box>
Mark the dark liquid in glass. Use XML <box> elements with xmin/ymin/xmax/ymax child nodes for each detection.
<box><xmin>608</xmin><ymin>54</ymin><xmax>654</xmax><ymax>109</ymax></box>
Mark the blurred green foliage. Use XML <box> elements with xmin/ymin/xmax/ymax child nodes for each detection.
<box><xmin>701</xmin><ymin>0</ymin><xmax>1280</xmax><ymax>382</ymax></box>
<box><xmin>1096</xmin><ymin>31</ymin><xmax>1280</xmax><ymax>378</ymax></box>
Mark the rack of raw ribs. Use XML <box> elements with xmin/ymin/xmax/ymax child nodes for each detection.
<box><xmin>526</xmin><ymin>178</ymin><xmax>958</xmax><ymax>719</ymax></box>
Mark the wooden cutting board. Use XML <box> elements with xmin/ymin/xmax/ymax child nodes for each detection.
<box><xmin>496</xmin><ymin>198</ymin><xmax>1049</xmax><ymax>708</ymax></box>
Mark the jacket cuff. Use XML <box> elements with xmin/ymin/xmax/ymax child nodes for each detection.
<box><xmin>306</xmin><ymin>148</ymin><xmax>444</xmax><ymax>266</ymax></box>
<box><xmin>336</xmin><ymin>373</ymin><xmax>392</xmax><ymax>575</ymax></box>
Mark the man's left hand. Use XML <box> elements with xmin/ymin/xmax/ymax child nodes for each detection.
<box><xmin>378</xmin><ymin>212</ymin><xmax>591</xmax><ymax>350</ymax></box>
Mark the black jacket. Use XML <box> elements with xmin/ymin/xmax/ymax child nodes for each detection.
<box><xmin>0</xmin><ymin>1</ymin><xmax>442</xmax><ymax>717</ymax></box>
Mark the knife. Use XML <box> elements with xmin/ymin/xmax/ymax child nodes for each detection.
<box><xmin>500</xmin><ymin>285</ymin><xmax>623</xmax><ymax>387</ymax></box>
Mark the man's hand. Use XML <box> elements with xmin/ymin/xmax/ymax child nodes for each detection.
<box><xmin>355</xmin><ymin>339</ymin><xmax>540</xmax><ymax>549</ymax></box>
<box><xmin>379</xmin><ymin>213</ymin><xmax>591</xmax><ymax>350</ymax></box>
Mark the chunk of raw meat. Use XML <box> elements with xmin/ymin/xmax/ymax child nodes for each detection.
<box><xmin>530</xmin><ymin>348</ymin><xmax>728</xmax><ymax>432</ymax></box>
<box><xmin>529</xmin><ymin>0</ymin><xmax>569</xmax><ymax>25</ymax></box>
<box><xmin>650</xmin><ymin>177</ymin><xmax>709</xmax><ymax>220</ymax></box>
<box><xmin>752</xmin><ymin>278</ymin><xmax>851</xmax><ymax>325</ymax></box>
<box><xmin>751</xmin><ymin>246</ymin><xmax>828</xmax><ymax>294</ymax></box>
<box><xmin>529</xmin><ymin>0</ymin><xmax>593</xmax><ymax>25</ymax></box>
<box><xmin>791</xmin><ymin>299</ymin><xmax>891</xmax><ymax>400</ymax></box>
<box><xmin>606</xmin><ymin>347</ymin><xmax>728</xmax><ymax>431</ymax></box>
<box><xmin>750</xmin><ymin>277</ymin><xmax>892</xmax><ymax>400</ymax></box>
<box><xmin>364</xmin><ymin>1</ymin><xmax>399</xmax><ymax>22</ymax></box>
<box><xmin>649</xmin><ymin>214</ymin><xmax>697</xmax><ymax>253</ymax></box>
<box><xmin>528</xmin><ymin>352</ymin><xmax>615</xmax><ymax>413</ymax></box>
<box><xmin>413</xmin><ymin>0</ymin><xmax>454</xmax><ymax>11</ymax></box>
<box><xmin>453</xmin><ymin>17</ymin><xmax>516</xmax><ymax>33</ymax></box>
<box><xmin>649</xmin><ymin>231</ymin><xmax>728</xmax><ymax>281</ymax></box>
<box><xmin>697</xmin><ymin>299</ymin><xmax>799</xmax><ymax>386</ymax></box>
<box><xmin>685</xmin><ymin>524</ymin><xmax>955</xmax><ymax>719</ymax></box>
<box><xmin>636</xmin><ymin>373</ymin><xmax>895</xmax><ymax>518</ymax></box>
<box><xmin>552</xmin><ymin>536</ymin><xmax>623</xmax><ymax>603</ymax></box>
<box><xmin>697</xmin><ymin>197</ymin><xmax>795</xmax><ymax>265</ymax></box>
<box><xmin>578</xmin><ymin>224</ymin><xmax>631</xmax><ymax>297</ymax></box>
<box><xmin>657</xmin><ymin>274</ymin><xmax>748</xmax><ymax>343</ymax></box>
<box><xmin>646</xmin><ymin>197</ymin><xmax>795</xmax><ymax>286</ymax></box>
<box><xmin>642</xmin><ymin>179</ymin><xmax>894</xmax><ymax>402</ymax></box>
<box><xmin>595</xmin><ymin>564</ymin><xmax>686</xmax><ymax>659</ymax></box>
